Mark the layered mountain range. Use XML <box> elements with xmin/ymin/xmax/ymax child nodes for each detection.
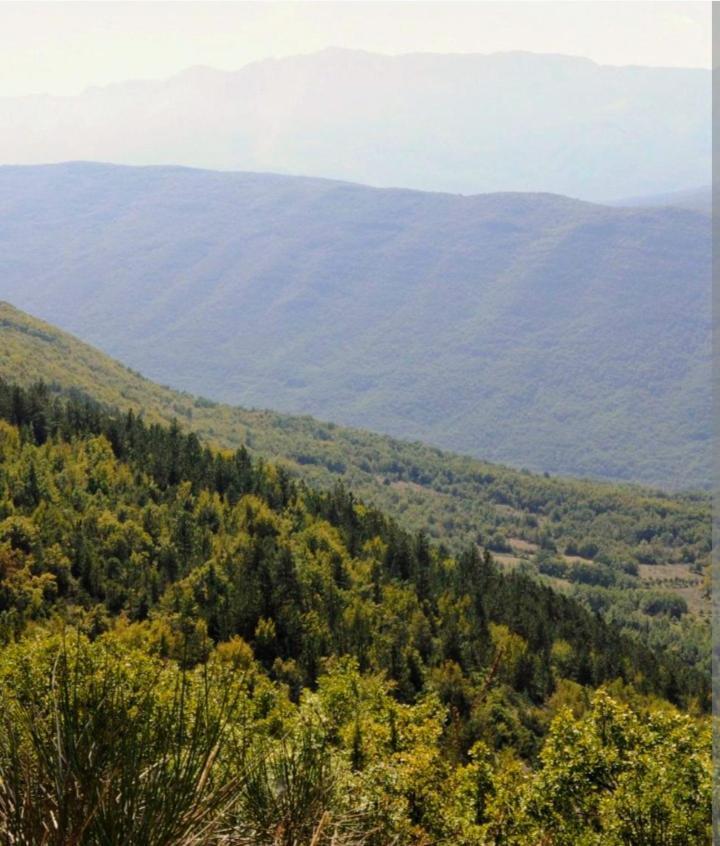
<box><xmin>0</xmin><ymin>162</ymin><xmax>710</xmax><ymax>487</ymax></box>
<box><xmin>0</xmin><ymin>49</ymin><xmax>710</xmax><ymax>199</ymax></box>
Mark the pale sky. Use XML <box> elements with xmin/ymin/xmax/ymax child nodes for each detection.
<box><xmin>0</xmin><ymin>1</ymin><xmax>711</xmax><ymax>98</ymax></box>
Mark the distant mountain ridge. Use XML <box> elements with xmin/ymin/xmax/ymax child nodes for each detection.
<box><xmin>0</xmin><ymin>48</ymin><xmax>710</xmax><ymax>199</ymax></box>
<box><xmin>0</xmin><ymin>162</ymin><xmax>710</xmax><ymax>488</ymax></box>
<box><xmin>611</xmin><ymin>186</ymin><xmax>711</xmax><ymax>213</ymax></box>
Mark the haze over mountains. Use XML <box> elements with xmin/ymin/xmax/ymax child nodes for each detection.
<box><xmin>610</xmin><ymin>185</ymin><xmax>712</xmax><ymax>213</ymax></box>
<box><xmin>0</xmin><ymin>24</ymin><xmax>713</xmax><ymax>839</ymax></box>
<box><xmin>0</xmin><ymin>48</ymin><xmax>710</xmax><ymax>200</ymax></box>
<box><xmin>0</xmin><ymin>162</ymin><xmax>710</xmax><ymax>489</ymax></box>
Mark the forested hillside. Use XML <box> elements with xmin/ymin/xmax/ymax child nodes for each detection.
<box><xmin>0</xmin><ymin>303</ymin><xmax>711</xmax><ymax>672</ymax></box>
<box><xmin>0</xmin><ymin>162</ymin><xmax>711</xmax><ymax>488</ymax></box>
<box><xmin>0</xmin><ymin>380</ymin><xmax>710</xmax><ymax>843</ymax></box>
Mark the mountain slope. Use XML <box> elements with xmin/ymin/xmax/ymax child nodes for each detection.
<box><xmin>0</xmin><ymin>379</ymin><xmax>710</xmax><ymax>844</ymax></box>
<box><xmin>0</xmin><ymin>302</ymin><xmax>710</xmax><ymax>670</ymax></box>
<box><xmin>0</xmin><ymin>49</ymin><xmax>710</xmax><ymax>200</ymax></box>
<box><xmin>0</xmin><ymin>163</ymin><xmax>711</xmax><ymax>488</ymax></box>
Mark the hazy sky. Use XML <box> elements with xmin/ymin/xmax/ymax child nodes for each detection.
<box><xmin>1</xmin><ymin>1</ymin><xmax>711</xmax><ymax>97</ymax></box>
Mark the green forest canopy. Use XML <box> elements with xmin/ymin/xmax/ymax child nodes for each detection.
<box><xmin>0</xmin><ymin>379</ymin><xmax>711</xmax><ymax>843</ymax></box>
<box><xmin>0</xmin><ymin>301</ymin><xmax>711</xmax><ymax>672</ymax></box>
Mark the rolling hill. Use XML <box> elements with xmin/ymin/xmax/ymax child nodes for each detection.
<box><xmin>0</xmin><ymin>49</ymin><xmax>710</xmax><ymax>200</ymax></box>
<box><xmin>0</xmin><ymin>302</ymin><xmax>710</xmax><ymax>670</ymax></box>
<box><xmin>0</xmin><ymin>162</ymin><xmax>711</xmax><ymax>488</ymax></box>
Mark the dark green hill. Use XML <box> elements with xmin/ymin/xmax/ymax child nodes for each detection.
<box><xmin>0</xmin><ymin>379</ymin><xmax>709</xmax><ymax>844</ymax></box>
<box><xmin>0</xmin><ymin>163</ymin><xmax>710</xmax><ymax>488</ymax></box>
<box><xmin>0</xmin><ymin>378</ymin><xmax>708</xmax><ymax>710</ymax></box>
<box><xmin>0</xmin><ymin>302</ymin><xmax>710</xmax><ymax>669</ymax></box>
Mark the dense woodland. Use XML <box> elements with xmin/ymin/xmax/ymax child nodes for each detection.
<box><xmin>1</xmin><ymin>302</ymin><xmax>711</xmax><ymax>673</ymax></box>
<box><xmin>0</xmin><ymin>380</ymin><xmax>711</xmax><ymax>843</ymax></box>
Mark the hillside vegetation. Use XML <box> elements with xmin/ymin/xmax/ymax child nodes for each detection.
<box><xmin>0</xmin><ymin>303</ymin><xmax>710</xmax><ymax>671</ymax></box>
<box><xmin>0</xmin><ymin>163</ymin><xmax>711</xmax><ymax>488</ymax></box>
<box><xmin>0</xmin><ymin>380</ymin><xmax>710</xmax><ymax>844</ymax></box>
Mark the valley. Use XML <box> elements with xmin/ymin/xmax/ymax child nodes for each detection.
<box><xmin>1</xmin><ymin>301</ymin><xmax>710</xmax><ymax>673</ymax></box>
<box><xmin>0</xmin><ymin>15</ymin><xmax>712</xmax><ymax>843</ymax></box>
